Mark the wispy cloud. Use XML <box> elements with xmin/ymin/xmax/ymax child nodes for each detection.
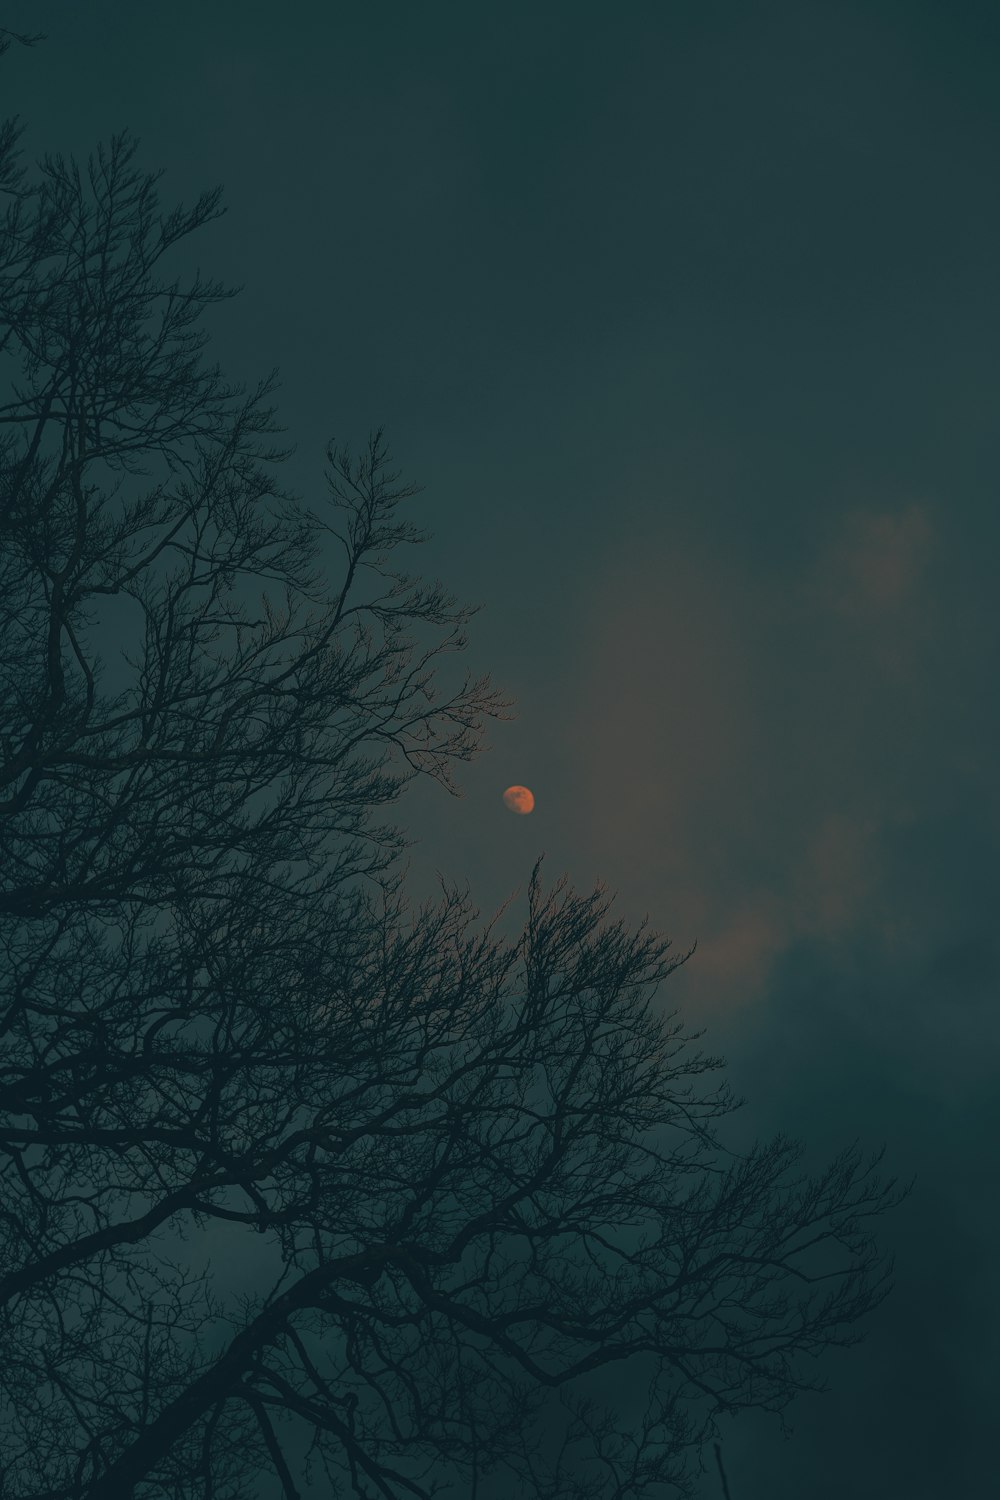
<box><xmin>568</xmin><ymin>503</ymin><xmax>941</xmax><ymax>1011</ymax></box>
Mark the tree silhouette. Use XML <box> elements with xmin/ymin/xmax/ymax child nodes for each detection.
<box><xmin>0</xmin><ymin>27</ymin><xmax>44</xmax><ymax>61</ymax></box>
<box><xmin>1</xmin><ymin>52</ymin><xmax>910</xmax><ymax>1500</ymax></box>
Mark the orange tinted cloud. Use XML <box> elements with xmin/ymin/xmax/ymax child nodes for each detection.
<box><xmin>567</xmin><ymin>513</ymin><xmax>937</xmax><ymax>1015</ymax></box>
<box><xmin>837</xmin><ymin>504</ymin><xmax>933</xmax><ymax>614</ymax></box>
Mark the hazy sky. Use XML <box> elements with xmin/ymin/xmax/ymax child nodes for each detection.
<box><xmin>6</xmin><ymin>2</ymin><xmax>999</xmax><ymax>1494</ymax></box>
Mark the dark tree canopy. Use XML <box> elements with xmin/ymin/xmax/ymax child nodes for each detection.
<box><xmin>0</xmin><ymin>51</ymin><xmax>910</xmax><ymax>1500</ymax></box>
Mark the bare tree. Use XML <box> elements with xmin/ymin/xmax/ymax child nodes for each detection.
<box><xmin>0</xmin><ymin>60</ymin><xmax>910</xmax><ymax>1500</ymax></box>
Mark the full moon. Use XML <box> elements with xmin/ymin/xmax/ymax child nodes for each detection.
<box><xmin>502</xmin><ymin>785</ymin><xmax>535</xmax><ymax>815</ymax></box>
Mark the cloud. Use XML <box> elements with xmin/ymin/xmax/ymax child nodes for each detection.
<box><xmin>808</xmin><ymin>501</ymin><xmax>936</xmax><ymax>682</ymax></box>
<box><xmin>830</xmin><ymin>503</ymin><xmax>933</xmax><ymax>614</ymax></box>
<box><xmin>567</xmin><ymin>503</ymin><xmax>940</xmax><ymax>1013</ymax></box>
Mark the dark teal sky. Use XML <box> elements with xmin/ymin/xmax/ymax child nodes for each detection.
<box><xmin>6</xmin><ymin>2</ymin><xmax>999</xmax><ymax>1494</ymax></box>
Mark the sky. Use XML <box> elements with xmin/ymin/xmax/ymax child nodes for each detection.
<box><xmin>5</xmin><ymin>2</ymin><xmax>999</xmax><ymax>1494</ymax></box>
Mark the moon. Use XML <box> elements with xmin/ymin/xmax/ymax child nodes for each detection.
<box><xmin>502</xmin><ymin>785</ymin><xmax>535</xmax><ymax>815</ymax></box>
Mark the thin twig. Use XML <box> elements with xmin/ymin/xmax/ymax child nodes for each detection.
<box><xmin>714</xmin><ymin>1442</ymin><xmax>733</xmax><ymax>1500</ymax></box>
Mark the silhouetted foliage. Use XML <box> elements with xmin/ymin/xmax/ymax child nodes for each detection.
<box><xmin>0</xmin><ymin>49</ymin><xmax>910</xmax><ymax>1500</ymax></box>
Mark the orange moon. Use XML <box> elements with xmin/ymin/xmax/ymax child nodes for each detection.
<box><xmin>502</xmin><ymin>785</ymin><xmax>535</xmax><ymax>815</ymax></box>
